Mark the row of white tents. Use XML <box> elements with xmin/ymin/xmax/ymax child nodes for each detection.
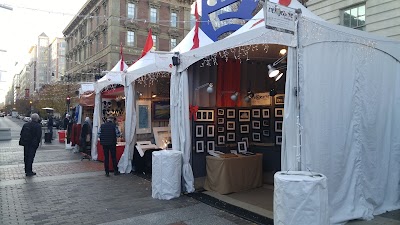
<box><xmin>88</xmin><ymin>0</ymin><xmax>400</xmax><ymax>224</ymax></box>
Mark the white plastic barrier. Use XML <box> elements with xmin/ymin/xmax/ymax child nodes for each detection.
<box><xmin>0</xmin><ymin>128</ymin><xmax>11</xmax><ymax>140</ymax></box>
<box><xmin>274</xmin><ymin>171</ymin><xmax>329</xmax><ymax>225</ymax></box>
<box><xmin>152</xmin><ymin>150</ymin><xmax>182</xmax><ymax>200</ymax></box>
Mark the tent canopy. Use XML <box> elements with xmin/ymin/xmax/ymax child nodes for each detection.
<box><xmin>95</xmin><ymin>59</ymin><xmax>128</xmax><ymax>93</ymax></box>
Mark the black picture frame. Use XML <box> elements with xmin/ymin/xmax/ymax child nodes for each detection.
<box><xmin>252</xmin><ymin>109</ymin><xmax>261</xmax><ymax>118</ymax></box>
<box><xmin>217</xmin><ymin>127</ymin><xmax>224</xmax><ymax>133</ymax></box>
<box><xmin>240</xmin><ymin>124</ymin><xmax>249</xmax><ymax>133</ymax></box>
<box><xmin>217</xmin><ymin>118</ymin><xmax>224</xmax><ymax>124</ymax></box>
<box><xmin>252</xmin><ymin>121</ymin><xmax>261</xmax><ymax>129</ymax></box>
<box><xmin>275</xmin><ymin>108</ymin><xmax>284</xmax><ymax>118</ymax></box>
<box><xmin>217</xmin><ymin>136</ymin><xmax>225</xmax><ymax>145</ymax></box>
<box><xmin>252</xmin><ymin>133</ymin><xmax>261</xmax><ymax>142</ymax></box>
<box><xmin>207</xmin><ymin>141</ymin><xmax>215</xmax><ymax>152</ymax></box>
<box><xmin>227</xmin><ymin>132</ymin><xmax>235</xmax><ymax>141</ymax></box>
<box><xmin>238</xmin><ymin>110</ymin><xmax>251</xmax><ymax>122</ymax></box>
<box><xmin>227</xmin><ymin>121</ymin><xmax>235</xmax><ymax>130</ymax></box>
<box><xmin>196</xmin><ymin>141</ymin><xmax>204</xmax><ymax>153</ymax></box>
<box><xmin>195</xmin><ymin>125</ymin><xmax>203</xmax><ymax>138</ymax></box>
<box><xmin>217</xmin><ymin>108</ymin><xmax>224</xmax><ymax>116</ymax></box>
<box><xmin>207</xmin><ymin>125</ymin><xmax>215</xmax><ymax>137</ymax></box>
<box><xmin>262</xmin><ymin>109</ymin><xmax>270</xmax><ymax>118</ymax></box>
<box><xmin>227</xmin><ymin>109</ymin><xmax>235</xmax><ymax>118</ymax></box>
<box><xmin>152</xmin><ymin>101</ymin><xmax>170</xmax><ymax>121</ymax></box>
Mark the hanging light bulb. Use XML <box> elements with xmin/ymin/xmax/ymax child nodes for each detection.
<box><xmin>230</xmin><ymin>92</ymin><xmax>239</xmax><ymax>101</ymax></box>
<box><xmin>268</xmin><ymin>65</ymin><xmax>280</xmax><ymax>78</ymax></box>
<box><xmin>275</xmin><ymin>73</ymin><xmax>284</xmax><ymax>81</ymax></box>
<box><xmin>206</xmin><ymin>83</ymin><xmax>214</xmax><ymax>93</ymax></box>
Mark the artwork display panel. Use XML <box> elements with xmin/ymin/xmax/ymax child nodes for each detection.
<box><xmin>263</xmin><ymin>120</ymin><xmax>270</xmax><ymax>127</ymax></box>
<box><xmin>217</xmin><ymin>108</ymin><xmax>224</xmax><ymax>116</ymax></box>
<box><xmin>152</xmin><ymin>101</ymin><xmax>170</xmax><ymax>121</ymax></box>
<box><xmin>238</xmin><ymin>141</ymin><xmax>247</xmax><ymax>153</ymax></box>
<box><xmin>207</xmin><ymin>141</ymin><xmax>215</xmax><ymax>152</ymax></box>
<box><xmin>196</xmin><ymin>109</ymin><xmax>214</xmax><ymax>121</ymax></box>
<box><xmin>227</xmin><ymin>109</ymin><xmax>235</xmax><ymax>118</ymax></box>
<box><xmin>195</xmin><ymin>125</ymin><xmax>203</xmax><ymax>137</ymax></box>
<box><xmin>252</xmin><ymin>109</ymin><xmax>261</xmax><ymax>118</ymax></box>
<box><xmin>196</xmin><ymin>141</ymin><xmax>204</xmax><ymax>153</ymax></box>
<box><xmin>275</xmin><ymin>94</ymin><xmax>285</xmax><ymax>105</ymax></box>
<box><xmin>136</xmin><ymin>100</ymin><xmax>152</xmax><ymax>134</ymax></box>
<box><xmin>275</xmin><ymin>121</ymin><xmax>283</xmax><ymax>132</ymax></box>
<box><xmin>252</xmin><ymin>121</ymin><xmax>261</xmax><ymax>129</ymax></box>
<box><xmin>240</xmin><ymin>124</ymin><xmax>249</xmax><ymax>133</ymax></box>
<box><xmin>275</xmin><ymin>108</ymin><xmax>284</xmax><ymax>118</ymax></box>
<box><xmin>207</xmin><ymin>125</ymin><xmax>215</xmax><ymax>137</ymax></box>
<box><xmin>252</xmin><ymin>133</ymin><xmax>261</xmax><ymax>142</ymax></box>
<box><xmin>217</xmin><ymin>136</ymin><xmax>225</xmax><ymax>145</ymax></box>
<box><xmin>241</xmin><ymin>137</ymin><xmax>249</xmax><ymax>147</ymax></box>
<box><xmin>217</xmin><ymin>126</ymin><xmax>224</xmax><ymax>133</ymax></box>
<box><xmin>217</xmin><ymin>118</ymin><xmax>224</xmax><ymax>124</ymax></box>
<box><xmin>227</xmin><ymin>132</ymin><xmax>235</xmax><ymax>141</ymax></box>
<box><xmin>227</xmin><ymin>121</ymin><xmax>235</xmax><ymax>130</ymax></box>
<box><xmin>238</xmin><ymin>110</ymin><xmax>251</xmax><ymax>122</ymax></box>
<box><xmin>262</xmin><ymin>109</ymin><xmax>270</xmax><ymax>118</ymax></box>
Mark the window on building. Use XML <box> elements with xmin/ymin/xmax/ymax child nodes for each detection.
<box><xmin>190</xmin><ymin>14</ymin><xmax>196</xmax><ymax>29</ymax></box>
<box><xmin>170</xmin><ymin>38</ymin><xmax>177</xmax><ymax>50</ymax></box>
<box><xmin>171</xmin><ymin>12</ymin><xmax>177</xmax><ymax>27</ymax></box>
<box><xmin>127</xmin><ymin>3</ymin><xmax>135</xmax><ymax>19</ymax></box>
<box><xmin>152</xmin><ymin>35</ymin><xmax>157</xmax><ymax>50</ymax></box>
<box><xmin>127</xmin><ymin>31</ymin><xmax>135</xmax><ymax>46</ymax></box>
<box><xmin>342</xmin><ymin>4</ymin><xmax>366</xmax><ymax>31</ymax></box>
<box><xmin>150</xmin><ymin>8</ymin><xmax>157</xmax><ymax>23</ymax></box>
<box><xmin>103</xmin><ymin>31</ymin><xmax>107</xmax><ymax>48</ymax></box>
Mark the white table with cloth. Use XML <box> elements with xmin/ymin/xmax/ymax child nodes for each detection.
<box><xmin>204</xmin><ymin>154</ymin><xmax>263</xmax><ymax>194</ymax></box>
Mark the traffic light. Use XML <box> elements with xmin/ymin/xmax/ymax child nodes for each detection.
<box><xmin>66</xmin><ymin>96</ymin><xmax>70</xmax><ymax>105</ymax></box>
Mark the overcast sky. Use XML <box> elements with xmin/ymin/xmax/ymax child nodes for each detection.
<box><xmin>0</xmin><ymin>0</ymin><xmax>83</xmax><ymax>103</ymax></box>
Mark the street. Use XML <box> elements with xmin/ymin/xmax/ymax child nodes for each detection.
<box><xmin>0</xmin><ymin>116</ymin><xmax>254</xmax><ymax>225</ymax></box>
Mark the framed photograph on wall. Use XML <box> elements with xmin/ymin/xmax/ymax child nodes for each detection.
<box><xmin>217</xmin><ymin>126</ymin><xmax>224</xmax><ymax>133</ymax></box>
<box><xmin>217</xmin><ymin>108</ymin><xmax>224</xmax><ymax>116</ymax></box>
<box><xmin>227</xmin><ymin>121</ymin><xmax>235</xmax><ymax>130</ymax></box>
<box><xmin>240</xmin><ymin>124</ymin><xmax>249</xmax><ymax>133</ymax></box>
<box><xmin>276</xmin><ymin>136</ymin><xmax>282</xmax><ymax>145</ymax></box>
<box><xmin>196</xmin><ymin>109</ymin><xmax>214</xmax><ymax>122</ymax></box>
<box><xmin>241</xmin><ymin>137</ymin><xmax>249</xmax><ymax>147</ymax></box>
<box><xmin>217</xmin><ymin>136</ymin><xmax>225</xmax><ymax>145</ymax></box>
<box><xmin>217</xmin><ymin>118</ymin><xmax>224</xmax><ymax>124</ymax></box>
<box><xmin>238</xmin><ymin>110</ymin><xmax>251</xmax><ymax>122</ymax></box>
<box><xmin>207</xmin><ymin>125</ymin><xmax>215</xmax><ymax>137</ymax></box>
<box><xmin>195</xmin><ymin>125</ymin><xmax>203</xmax><ymax>137</ymax></box>
<box><xmin>227</xmin><ymin>109</ymin><xmax>235</xmax><ymax>118</ymax></box>
<box><xmin>275</xmin><ymin>121</ymin><xmax>283</xmax><ymax>132</ymax></box>
<box><xmin>262</xmin><ymin>109</ymin><xmax>270</xmax><ymax>118</ymax></box>
<box><xmin>237</xmin><ymin>141</ymin><xmax>247</xmax><ymax>153</ymax></box>
<box><xmin>263</xmin><ymin>120</ymin><xmax>270</xmax><ymax>127</ymax></box>
<box><xmin>136</xmin><ymin>100</ymin><xmax>152</xmax><ymax>134</ymax></box>
<box><xmin>252</xmin><ymin>109</ymin><xmax>261</xmax><ymax>118</ymax></box>
<box><xmin>152</xmin><ymin>101</ymin><xmax>170</xmax><ymax>121</ymax></box>
<box><xmin>263</xmin><ymin>130</ymin><xmax>270</xmax><ymax>137</ymax></box>
<box><xmin>196</xmin><ymin>141</ymin><xmax>204</xmax><ymax>153</ymax></box>
<box><xmin>275</xmin><ymin>94</ymin><xmax>285</xmax><ymax>105</ymax></box>
<box><xmin>275</xmin><ymin>108</ymin><xmax>284</xmax><ymax>118</ymax></box>
<box><xmin>252</xmin><ymin>133</ymin><xmax>261</xmax><ymax>142</ymax></box>
<box><xmin>207</xmin><ymin>141</ymin><xmax>215</xmax><ymax>152</ymax></box>
<box><xmin>227</xmin><ymin>132</ymin><xmax>235</xmax><ymax>141</ymax></box>
<box><xmin>252</xmin><ymin>121</ymin><xmax>261</xmax><ymax>129</ymax></box>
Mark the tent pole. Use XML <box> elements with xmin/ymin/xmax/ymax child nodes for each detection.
<box><xmin>295</xmin><ymin>9</ymin><xmax>302</xmax><ymax>171</ymax></box>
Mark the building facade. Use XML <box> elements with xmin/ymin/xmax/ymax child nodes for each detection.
<box><xmin>307</xmin><ymin>0</ymin><xmax>400</xmax><ymax>40</ymax></box>
<box><xmin>36</xmin><ymin>33</ymin><xmax>50</xmax><ymax>91</ymax></box>
<box><xmin>62</xmin><ymin>0</ymin><xmax>193</xmax><ymax>82</ymax></box>
<box><xmin>49</xmin><ymin>37</ymin><xmax>67</xmax><ymax>82</ymax></box>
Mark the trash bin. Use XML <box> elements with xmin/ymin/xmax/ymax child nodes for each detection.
<box><xmin>274</xmin><ymin>171</ymin><xmax>329</xmax><ymax>225</ymax></box>
<box><xmin>58</xmin><ymin>130</ymin><xmax>66</xmax><ymax>143</ymax></box>
<box><xmin>152</xmin><ymin>150</ymin><xmax>182</xmax><ymax>200</ymax></box>
<box><xmin>44</xmin><ymin>132</ymin><xmax>52</xmax><ymax>143</ymax></box>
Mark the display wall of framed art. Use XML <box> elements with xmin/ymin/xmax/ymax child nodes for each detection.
<box><xmin>207</xmin><ymin>125</ymin><xmax>215</xmax><ymax>137</ymax></box>
<box><xmin>196</xmin><ymin>109</ymin><xmax>214</xmax><ymax>122</ymax></box>
<box><xmin>196</xmin><ymin>141</ymin><xmax>204</xmax><ymax>153</ymax></box>
<box><xmin>227</xmin><ymin>121</ymin><xmax>235</xmax><ymax>130</ymax></box>
<box><xmin>262</xmin><ymin>109</ymin><xmax>270</xmax><ymax>118</ymax></box>
<box><xmin>275</xmin><ymin>108</ymin><xmax>284</xmax><ymax>118</ymax></box>
<box><xmin>238</xmin><ymin>110</ymin><xmax>251</xmax><ymax>122</ymax></box>
<box><xmin>195</xmin><ymin>125</ymin><xmax>203</xmax><ymax>137</ymax></box>
<box><xmin>252</xmin><ymin>109</ymin><xmax>261</xmax><ymax>118</ymax></box>
<box><xmin>240</xmin><ymin>124</ymin><xmax>249</xmax><ymax>133</ymax></box>
<box><xmin>152</xmin><ymin>101</ymin><xmax>170</xmax><ymax>121</ymax></box>
<box><xmin>275</xmin><ymin>121</ymin><xmax>283</xmax><ymax>132</ymax></box>
<box><xmin>275</xmin><ymin>94</ymin><xmax>285</xmax><ymax>105</ymax></box>
<box><xmin>227</xmin><ymin>109</ymin><xmax>235</xmax><ymax>118</ymax></box>
<box><xmin>227</xmin><ymin>132</ymin><xmax>235</xmax><ymax>141</ymax></box>
<box><xmin>136</xmin><ymin>100</ymin><xmax>152</xmax><ymax>134</ymax></box>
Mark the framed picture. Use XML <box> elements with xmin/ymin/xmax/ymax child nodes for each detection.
<box><xmin>152</xmin><ymin>101</ymin><xmax>170</xmax><ymax>121</ymax></box>
<box><xmin>252</xmin><ymin>109</ymin><xmax>261</xmax><ymax>118</ymax></box>
<box><xmin>207</xmin><ymin>125</ymin><xmax>215</xmax><ymax>137</ymax></box>
<box><xmin>240</xmin><ymin>124</ymin><xmax>249</xmax><ymax>133</ymax></box>
<box><xmin>207</xmin><ymin>141</ymin><xmax>215</xmax><ymax>152</ymax></box>
<box><xmin>263</xmin><ymin>130</ymin><xmax>270</xmax><ymax>137</ymax></box>
<box><xmin>276</xmin><ymin>136</ymin><xmax>282</xmax><ymax>145</ymax></box>
<box><xmin>252</xmin><ymin>121</ymin><xmax>261</xmax><ymax>129</ymax></box>
<box><xmin>196</xmin><ymin>141</ymin><xmax>204</xmax><ymax>153</ymax></box>
<box><xmin>217</xmin><ymin>108</ymin><xmax>224</xmax><ymax>116</ymax></box>
<box><xmin>227</xmin><ymin>132</ymin><xmax>235</xmax><ymax>141</ymax></box>
<box><xmin>217</xmin><ymin>136</ymin><xmax>225</xmax><ymax>145</ymax></box>
<box><xmin>238</xmin><ymin>110</ymin><xmax>251</xmax><ymax>122</ymax></box>
<box><xmin>275</xmin><ymin>108</ymin><xmax>284</xmax><ymax>118</ymax></box>
<box><xmin>196</xmin><ymin>109</ymin><xmax>214</xmax><ymax>122</ymax></box>
<box><xmin>275</xmin><ymin>121</ymin><xmax>283</xmax><ymax>132</ymax></box>
<box><xmin>275</xmin><ymin>94</ymin><xmax>285</xmax><ymax>105</ymax></box>
<box><xmin>227</xmin><ymin>109</ymin><xmax>235</xmax><ymax>118</ymax></box>
<box><xmin>217</xmin><ymin>118</ymin><xmax>224</xmax><ymax>124</ymax></box>
<box><xmin>195</xmin><ymin>125</ymin><xmax>203</xmax><ymax>137</ymax></box>
<box><xmin>252</xmin><ymin>133</ymin><xmax>261</xmax><ymax>142</ymax></box>
<box><xmin>153</xmin><ymin>127</ymin><xmax>171</xmax><ymax>148</ymax></box>
<box><xmin>262</xmin><ymin>109</ymin><xmax>270</xmax><ymax>118</ymax></box>
<box><xmin>237</xmin><ymin>141</ymin><xmax>247</xmax><ymax>153</ymax></box>
<box><xmin>217</xmin><ymin>126</ymin><xmax>224</xmax><ymax>133</ymax></box>
<box><xmin>241</xmin><ymin>137</ymin><xmax>249</xmax><ymax>147</ymax></box>
<box><xmin>263</xmin><ymin>120</ymin><xmax>270</xmax><ymax>127</ymax></box>
<box><xmin>136</xmin><ymin>100</ymin><xmax>152</xmax><ymax>134</ymax></box>
<box><xmin>227</xmin><ymin>121</ymin><xmax>235</xmax><ymax>130</ymax></box>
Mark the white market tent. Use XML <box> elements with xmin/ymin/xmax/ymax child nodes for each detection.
<box><xmin>171</xmin><ymin>0</ymin><xmax>400</xmax><ymax>224</ymax></box>
<box><xmin>91</xmin><ymin>59</ymin><xmax>128</xmax><ymax>160</ymax></box>
<box><xmin>117</xmin><ymin>27</ymin><xmax>214</xmax><ymax>192</ymax></box>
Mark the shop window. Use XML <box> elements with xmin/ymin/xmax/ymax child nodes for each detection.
<box><xmin>127</xmin><ymin>31</ymin><xmax>135</xmax><ymax>46</ymax></box>
<box><xmin>150</xmin><ymin>8</ymin><xmax>157</xmax><ymax>23</ymax></box>
<box><xmin>171</xmin><ymin>12</ymin><xmax>177</xmax><ymax>27</ymax></box>
<box><xmin>152</xmin><ymin>35</ymin><xmax>157</xmax><ymax>50</ymax></box>
<box><xmin>127</xmin><ymin>3</ymin><xmax>135</xmax><ymax>19</ymax></box>
<box><xmin>170</xmin><ymin>38</ymin><xmax>177</xmax><ymax>50</ymax></box>
<box><xmin>342</xmin><ymin>4</ymin><xmax>366</xmax><ymax>31</ymax></box>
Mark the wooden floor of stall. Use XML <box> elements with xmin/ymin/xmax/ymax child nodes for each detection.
<box><xmin>194</xmin><ymin>172</ymin><xmax>275</xmax><ymax>220</ymax></box>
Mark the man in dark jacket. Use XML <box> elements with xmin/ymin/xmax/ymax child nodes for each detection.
<box><xmin>99</xmin><ymin>116</ymin><xmax>121</xmax><ymax>177</ymax></box>
<box><xmin>20</xmin><ymin>113</ymin><xmax>42</xmax><ymax>176</ymax></box>
<box><xmin>47</xmin><ymin>114</ymin><xmax>54</xmax><ymax>139</ymax></box>
<box><xmin>80</xmin><ymin>117</ymin><xmax>92</xmax><ymax>158</ymax></box>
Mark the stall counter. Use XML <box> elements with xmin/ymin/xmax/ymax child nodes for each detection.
<box><xmin>97</xmin><ymin>142</ymin><xmax>125</xmax><ymax>171</ymax></box>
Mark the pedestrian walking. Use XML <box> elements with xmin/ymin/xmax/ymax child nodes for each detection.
<box><xmin>47</xmin><ymin>114</ymin><xmax>54</xmax><ymax>139</ymax></box>
<box><xmin>80</xmin><ymin>117</ymin><xmax>92</xmax><ymax>158</ymax></box>
<box><xmin>63</xmin><ymin>114</ymin><xmax>69</xmax><ymax>130</ymax></box>
<box><xmin>19</xmin><ymin>113</ymin><xmax>42</xmax><ymax>176</ymax></box>
<box><xmin>98</xmin><ymin>116</ymin><xmax>121</xmax><ymax>177</ymax></box>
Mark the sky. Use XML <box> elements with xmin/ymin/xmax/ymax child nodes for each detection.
<box><xmin>0</xmin><ymin>0</ymin><xmax>84</xmax><ymax>104</ymax></box>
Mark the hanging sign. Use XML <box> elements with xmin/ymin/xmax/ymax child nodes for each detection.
<box><xmin>251</xmin><ymin>92</ymin><xmax>272</xmax><ymax>106</ymax></box>
<box><xmin>264</xmin><ymin>1</ymin><xmax>296</xmax><ymax>34</ymax></box>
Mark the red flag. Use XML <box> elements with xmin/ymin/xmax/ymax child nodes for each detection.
<box><xmin>191</xmin><ymin>1</ymin><xmax>200</xmax><ymax>50</ymax></box>
<box><xmin>120</xmin><ymin>42</ymin><xmax>124</xmax><ymax>71</ymax></box>
<box><xmin>141</xmin><ymin>28</ymin><xmax>153</xmax><ymax>57</ymax></box>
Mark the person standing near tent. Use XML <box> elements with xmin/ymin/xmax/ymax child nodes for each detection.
<box><xmin>63</xmin><ymin>114</ymin><xmax>69</xmax><ymax>130</ymax></box>
<box><xmin>66</xmin><ymin>115</ymin><xmax>73</xmax><ymax>145</ymax></box>
<box><xmin>98</xmin><ymin>116</ymin><xmax>121</xmax><ymax>177</ymax></box>
<box><xmin>80</xmin><ymin>117</ymin><xmax>92</xmax><ymax>155</ymax></box>
<box><xmin>47</xmin><ymin>114</ymin><xmax>54</xmax><ymax>139</ymax></box>
<box><xmin>19</xmin><ymin>113</ymin><xmax>42</xmax><ymax>176</ymax></box>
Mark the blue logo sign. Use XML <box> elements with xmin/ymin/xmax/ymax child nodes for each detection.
<box><xmin>202</xmin><ymin>0</ymin><xmax>260</xmax><ymax>41</ymax></box>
